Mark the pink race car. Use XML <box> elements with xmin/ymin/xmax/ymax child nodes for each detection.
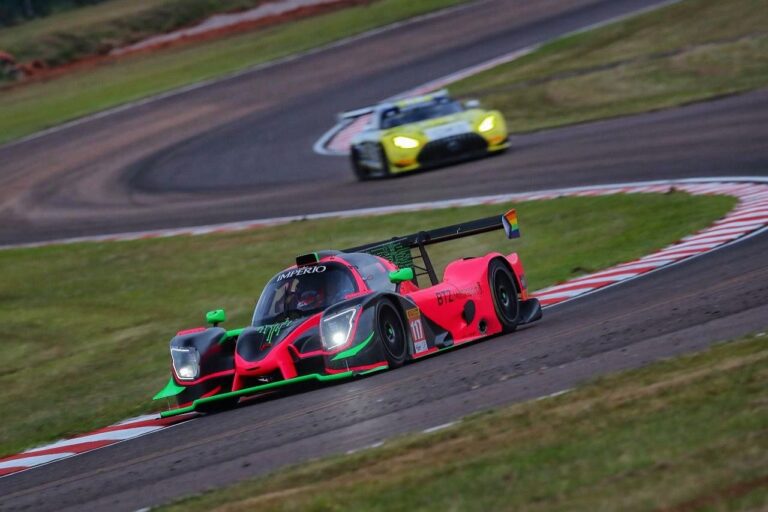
<box><xmin>154</xmin><ymin>210</ymin><xmax>542</xmax><ymax>416</ymax></box>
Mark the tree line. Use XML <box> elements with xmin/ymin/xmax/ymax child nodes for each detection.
<box><xmin>0</xmin><ymin>0</ymin><xmax>109</xmax><ymax>27</ymax></box>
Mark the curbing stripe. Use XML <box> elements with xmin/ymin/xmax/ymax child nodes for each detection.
<box><xmin>0</xmin><ymin>453</ymin><xmax>76</xmax><ymax>471</ymax></box>
<box><xmin>21</xmin><ymin>427</ymin><xmax>164</xmax><ymax>452</ymax></box>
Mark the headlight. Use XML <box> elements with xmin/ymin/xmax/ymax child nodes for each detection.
<box><xmin>392</xmin><ymin>136</ymin><xmax>420</xmax><ymax>149</ymax></box>
<box><xmin>321</xmin><ymin>307</ymin><xmax>358</xmax><ymax>350</ymax></box>
<box><xmin>171</xmin><ymin>347</ymin><xmax>200</xmax><ymax>381</ymax></box>
<box><xmin>478</xmin><ymin>115</ymin><xmax>495</xmax><ymax>133</ymax></box>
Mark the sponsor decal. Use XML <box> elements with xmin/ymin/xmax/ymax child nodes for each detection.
<box><xmin>254</xmin><ymin>318</ymin><xmax>292</xmax><ymax>345</ymax></box>
<box><xmin>435</xmin><ymin>290</ymin><xmax>454</xmax><ymax>305</ymax></box>
<box><xmin>277</xmin><ymin>265</ymin><xmax>326</xmax><ymax>281</ymax></box>
<box><xmin>435</xmin><ymin>283</ymin><xmax>481</xmax><ymax>305</ymax></box>
<box><xmin>366</xmin><ymin>241</ymin><xmax>414</xmax><ymax>270</ymax></box>
<box><xmin>406</xmin><ymin>308</ymin><xmax>428</xmax><ymax>353</ymax></box>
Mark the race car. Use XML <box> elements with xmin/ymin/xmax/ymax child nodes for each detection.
<box><xmin>153</xmin><ymin>210</ymin><xmax>541</xmax><ymax>417</ymax></box>
<box><xmin>346</xmin><ymin>90</ymin><xmax>509</xmax><ymax>180</ymax></box>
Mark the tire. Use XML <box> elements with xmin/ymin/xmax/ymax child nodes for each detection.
<box><xmin>374</xmin><ymin>143</ymin><xmax>393</xmax><ymax>178</ymax></box>
<box><xmin>488</xmin><ymin>259</ymin><xmax>520</xmax><ymax>333</ymax></box>
<box><xmin>351</xmin><ymin>146</ymin><xmax>372</xmax><ymax>181</ymax></box>
<box><xmin>376</xmin><ymin>299</ymin><xmax>407</xmax><ymax>368</ymax></box>
<box><xmin>176</xmin><ymin>382</ymin><xmax>238</xmax><ymax>413</ymax></box>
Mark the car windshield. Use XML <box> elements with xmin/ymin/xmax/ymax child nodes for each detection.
<box><xmin>380</xmin><ymin>99</ymin><xmax>463</xmax><ymax>129</ymax></box>
<box><xmin>252</xmin><ymin>263</ymin><xmax>358</xmax><ymax>324</ymax></box>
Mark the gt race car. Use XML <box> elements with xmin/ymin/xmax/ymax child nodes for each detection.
<box><xmin>345</xmin><ymin>90</ymin><xmax>509</xmax><ymax>180</ymax></box>
<box><xmin>153</xmin><ymin>210</ymin><xmax>541</xmax><ymax>417</ymax></box>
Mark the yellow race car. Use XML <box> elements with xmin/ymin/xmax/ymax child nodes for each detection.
<box><xmin>348</xmin><ymin>90</ymin><xmax>508</xmax><ymax>180</ymax></box>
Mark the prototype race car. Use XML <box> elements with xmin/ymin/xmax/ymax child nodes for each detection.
<box><xmin>153</xmin><ymin>210</ymin><xmax>541</xmax><ymax>416</ymax></box>
<box><xmin>346</xmin><ymin>90</ymin><xmax>509</xmax><ymax>180</ymax></box>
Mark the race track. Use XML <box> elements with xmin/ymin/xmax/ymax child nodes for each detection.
<box><xmin>2</xmin><ymin>0</ymin><xmax>767</xmax><ymax>245</ymax></box>
<box><xmin>0</xmin><ymin>0</ymin><xmax>767</xmax><ymax>509</ymax></box>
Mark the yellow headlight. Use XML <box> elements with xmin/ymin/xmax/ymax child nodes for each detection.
<box><xmin>393</xmin><ymin>136</ymin><xmax>420</xmax><ymax>149</ymax></box>
<box><xmin>478</xmin><ymin>115</ymin><xmax>495</xmax><ymax>133</ymax></box>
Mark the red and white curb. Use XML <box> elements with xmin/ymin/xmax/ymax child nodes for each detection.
<box><xmin>1</xmin><ymin>177</ymin><xmax>766</xmax><ymax>477</ymax></box>
<box><xmin>113</xmin><ymin>0</ymin><xmax>351</xmax><ymax>57</ymax></box>
<box><xmin>532</xmin><ymin>180</ymin><xmax>768</xmax><ymax>305</ymax></box>
<box><xmin>0</xmin><ymin>413</ymin><xmax>191</xmax><ymax>478</ymax></box>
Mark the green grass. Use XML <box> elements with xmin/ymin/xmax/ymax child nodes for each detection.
<box><xmin>0</xmin><ymin>191</ymin><xmax>735</xmax><ymax>456</ymax></box>
<box><xmin>0</xmin><ymin>0</ymin><xmax>308</xmax><ymax>65</ymax></box>
<box><xmin>0</xmin><ymin>0</ymin><xmax>466</xmax><ymax>144</ymax></box>
<box><xmin>1</xmin><ymin>0</ymin><xmax>210</xmax><ymax>64</ymax></box>
<box><xmin>161</xmin><ymin>333</ymin><xmax>768</xmax><ymax>512</ymax></box>
<box><xmin>450</xmin><ymin>0</ymin><xmax>768</xmax><ymax>133</ymax></box>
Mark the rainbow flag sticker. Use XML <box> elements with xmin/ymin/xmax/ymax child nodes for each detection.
<box><xmin>502</xmin><ymin>209</ymin><xmax>520</xmax><ymax>239</ymax></box>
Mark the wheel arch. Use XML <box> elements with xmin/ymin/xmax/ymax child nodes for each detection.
<box><xmin>490</xmin><ymin>255</ymin><xmax>523</xmax><ymax>298</ymax></box>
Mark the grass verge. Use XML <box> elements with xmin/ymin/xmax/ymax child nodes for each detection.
<box><xmin>0</xmin><ymin>191</ymin><xmax>735</xmax><ymax>456</ymax></box>
<box><xmin>161</xmin><ymin>332</ymin><xmax>768</xmax><ymax>512</ymax></box>
<box><xmin>0</xmin><ymin>0</ymin><xmax>347</xmax><ymax>66</ymax></box>
<box><xmin>0</xmin><ymin>0</ymin><xmax>465</xmax><ymax>145</ymax></box>
<box><xmin>450</xmin><ymin>0</ymin><xmax>768</xmax><ymax>133</ymax></box>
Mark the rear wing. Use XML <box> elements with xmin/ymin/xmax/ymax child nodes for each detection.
<box><xmin>344</xmin><ymin>210</ymin><xmax>520</xmax><ymax>286</ymax></box>
<box><xmin>336</xmin><ymin>89</ymin><xmax>451</xmax><ymax>121</ymax></box>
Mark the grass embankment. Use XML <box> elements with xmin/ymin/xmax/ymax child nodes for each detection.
<box><xmin>0</xmin><ymin>0</ymin><xmax>465</xmax><ymax>144</ymax></box>
<box><xmin>0</xmin><ymin>0</ymin><xmax>291</xmax><ymax>66</ymax></box>
<box><xmin>163</xmin><ymin>333</ymin><xmax>768</xmax><ymax>512</ymax></box>
<box><xmin>0</xmin><ymin>192</ymin><xmax>734</xmax><ymax>456</ymax></box>
<box><xmin>451</xmin><ymin>0</ymin><xmax>768</xmax><ymax>133</ymax></box>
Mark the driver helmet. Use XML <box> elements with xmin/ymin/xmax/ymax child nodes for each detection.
<box><xmin>296</xmin><ymin>288</ymin><xmax>325</xmax><ymax>311</ymax></box>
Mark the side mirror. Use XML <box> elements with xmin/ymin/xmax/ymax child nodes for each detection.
<box><xmin>464</xmin><ymin>99</ymin><xmax>481</xmax><ymax>109</ymax></box>
<box><xmin>206</xmin><ymin>309</ymin><xmax>226</xmax><ymax>327</ymax></box>
<box><xmin>388</xmin><ymin>268</ymin><xmax>414</xmax><ymax>284</ymax></box>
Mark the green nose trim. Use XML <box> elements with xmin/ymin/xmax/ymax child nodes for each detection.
<box><xmin>153</xmin><ymin>377</ymin><xmax>186</xmax><ymax>400</ymax></box>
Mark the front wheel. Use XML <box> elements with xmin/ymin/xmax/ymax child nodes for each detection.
<box><xmin>175</xmin><ymin>379</ymin><xmax>238</xmax><ymax>413</ymax></box>
<box><xmin>374</xmin><ymin>143</ymin><xmax>393</xmax><ymax>178</ymax></box>
<box><xmin>488</xmin><ymin>259</ymin><xmax>521</xmax><ymax>333</ymax></box>
<box><xmin>376</xmin><ymin>299</ymin><xmax>407</xmax><ymax>368</ymax></box>
<box><xmin>351</xmin><ymin>143</ymin><xmax>392</xmax><ymax>180</ymax></box>
<box><xmin>195</xmin><ymin>397</ymin><xmax>239</xmax><ymax>414</ymax></box>
<box><xmin>351</xmin><ymin>146</ymin><xmax>372</xmax><ymax>181</ymax></box>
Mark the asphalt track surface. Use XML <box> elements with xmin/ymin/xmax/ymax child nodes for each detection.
<box><xmin>1</xmin><ymin>0</ymin><xmax>767</xmax><ymax>509</ymax></box>
<box><xmin>3</xmin><ymin>0</ymin><xmax>767</xmax><ymax>246</ymax></box>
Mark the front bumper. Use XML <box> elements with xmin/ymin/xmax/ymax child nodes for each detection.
<box><xmin>159</xmin><ymin>367</ymin><xmax>388</xmax><ymax>417</ymax></box>
<box><xmin>390</xmin><ymin>133</ymin><xmax>509</xmax><ymax>173</ymax></box>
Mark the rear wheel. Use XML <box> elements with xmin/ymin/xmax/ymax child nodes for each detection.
<box><xmin>376</xmin><ymin>300</ymin><xmax>407</xmax><ymax>368</ymax></box>
<box><xmin>488</xmin><ymin>259</ymin><xmax>520</xmax><ymax>333</ymax></box>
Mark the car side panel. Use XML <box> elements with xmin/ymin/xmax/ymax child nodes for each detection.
<box><xmin>407</xmin><ymin>253</ymin><xmax>526</xmax><ymax>344</ymax></box>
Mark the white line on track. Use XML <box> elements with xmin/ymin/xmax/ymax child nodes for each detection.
<box><xmin>345</xmin><ymin>440</ymin><xmax>385</xmax><ymax>455</ymax></box>
<box><xmin>422</xmin><ymin>421</ymin><xmax>458</xmax><ymax>434</ymax></box>
<box><xmin>535</xmin><ymin>389</ymin><xmax>573</xmax><ymax>401</ymax></box>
